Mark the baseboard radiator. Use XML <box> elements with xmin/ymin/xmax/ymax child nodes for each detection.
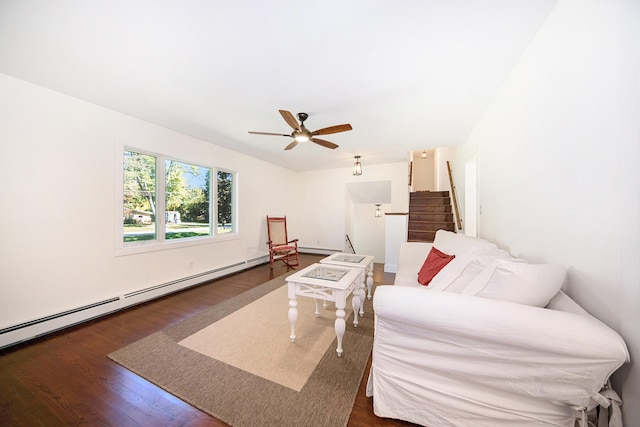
<box><xmin>299</xmin><ymin>247</ymin><xmax>341</xmax><ymax>255</ymax></box>
<box><xmin>0</xmin><ymin>255</ymin><xmax>269</xmax><ymax>350</ymax></box>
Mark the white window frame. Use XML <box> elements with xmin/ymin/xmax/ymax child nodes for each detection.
<box><xmin>115</xmin><ymin>145</ymin><xmax>239</xmax><ymax>256</ymax></box>
<box><xmin>215</xmin><ymin>167</ymin><xmax>237</xmax><ymax>235</ymax></box>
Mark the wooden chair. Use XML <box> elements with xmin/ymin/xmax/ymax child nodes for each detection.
<box><xmin>266</xmin><ymin>215</ymin><xmax>299</xmax><ymax>269</ymax></box>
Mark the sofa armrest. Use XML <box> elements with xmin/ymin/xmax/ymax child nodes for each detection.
<box><xmin>372</xmin><ymin>285</ymin><xmax>629</xmax><ymax>408</ymax></box>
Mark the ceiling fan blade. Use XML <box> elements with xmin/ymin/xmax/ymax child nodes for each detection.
<box><xmin>284</xmin><ymin>140</ymin><xmax>299</xmax><ymax>150</ymax></box>
<box><xmin>311</xmin><ymin>138</ymin><xmax>339</xmax><ymax>149</ymax></box>
<box><xmin>248</xmin><ymin>131</ymin><xmax>290</xmax><ymax>136</ymax></box>
<box><xmin>311</xmin><ymin>124</ymin><xmax>352</xmax><ymax>136</ymax></box>
<box><xmin>279</xmin><ymin>110</ymin><xmax>301</xmax><ymax>131</ymax></box>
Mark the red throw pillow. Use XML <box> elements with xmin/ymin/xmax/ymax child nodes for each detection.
<box><xmin>417</xmin><ymin>247</ymin><xmax>455</xmax><ymax>286</ymax></box>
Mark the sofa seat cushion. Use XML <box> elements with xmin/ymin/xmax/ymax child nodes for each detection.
<box><xmin>546</xmin><ymin>291</ymin><xmax>593</xmax><ymax>318</ymax></box>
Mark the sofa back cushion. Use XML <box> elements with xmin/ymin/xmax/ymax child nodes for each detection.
<box><xmin>433</xmin><ymin>230</ymin><xmax>499</xmax><ymax>256</ymax></box>
<box><xmin>461</xmin><ymin>259</ymin><xmax>567</xmax><ymax>307</ymax></box>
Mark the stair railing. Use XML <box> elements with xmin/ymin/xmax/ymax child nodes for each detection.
<box><xmin>446</xmin><ymin>161</ymin><xmax>463</xmax><ymax>231</ymax></box>
<box><xmin>345</xmin><ymin>234</ymin><xmax>356</xmax><ymax>254</ymax></box>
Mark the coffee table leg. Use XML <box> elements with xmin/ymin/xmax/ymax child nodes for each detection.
<box><xmin>335</xmin><ymin>307</ymin><xmax>346</xmax><ymax>357</ymax></box>
<box><xmin>314</xmin><ymin>298</ymin><xmax>320</xmax><ymax>317</ymax></box>
<box><xmin>288</xmin><ymin>298</ymin><xmax>298</xmax><ymax>343</ymax></box>
<box><xmin>358</xmin><ymin>274</ymin><xmax>365</xmax><ymax>317</ymax></box>
<box><xmin>367</xmin><ymin>268</ymin><xmax>374</xmax><ymax>300</ymax></box>
<box><xmin>351</xmin><ymin>290</ymin><xmax>361</xmax><ymax>328</ymax></box>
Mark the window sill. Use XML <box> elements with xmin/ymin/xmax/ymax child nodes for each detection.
<box><xmin>114</xmin><ymin>232</ymin><xmax>240</xmax><ymax>257</ymax></box>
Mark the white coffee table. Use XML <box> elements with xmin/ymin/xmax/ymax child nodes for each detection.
<box><xmin>285</xmin><ymin>263</ymin><xmax>363</xmax><ymax>357</ymax></box>
<box><xmin>320</xmin><ymin>253</ymin><xmax>375</xmax><ymax>307</ymax></box>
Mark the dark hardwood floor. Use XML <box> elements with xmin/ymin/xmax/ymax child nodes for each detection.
<box><xmin>0</xmin><ymin>254</ymin><xmax>414</xmax><ymax>426</ymax></box>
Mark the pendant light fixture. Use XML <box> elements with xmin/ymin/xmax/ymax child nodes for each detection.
<box><xmin>375</xmin><ymin>204</ymin><xmax>382</xmax><ymax>217</ymax></box>
<box><xmin>353</xmin><ymin>155</ymin><xmax>362</xmax><ymax>176</ymax></box>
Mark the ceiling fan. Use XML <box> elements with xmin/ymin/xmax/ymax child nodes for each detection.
<box><xmin>248</xmin><ymin>110</ymin><xmax>352</xmax><ymax>150</ymax></box>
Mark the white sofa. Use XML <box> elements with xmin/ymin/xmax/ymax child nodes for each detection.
<box><xmin>366</xmin><ymin>230</ymin><xmax>630</xmax><ymax>427</ymax></box>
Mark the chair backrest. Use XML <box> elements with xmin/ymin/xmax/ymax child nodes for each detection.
<box><xmin>266</xmin><ymin>216</ymin><xmax>289</xmax><ymax>246</ymax></box>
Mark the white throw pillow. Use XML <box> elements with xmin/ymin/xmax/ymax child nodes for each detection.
<box><xmin>429</xmin><ymin>255</ymin><xmax>485</xmax><ymax>292</ymax></box>
<box><xmin>461</xmin><ymin>260</ymin><xmax>567</xmax><ymax>307</ymax></box>
<box><xmin>429</xmin><ymin>253</ymin><xmax>526</xmax><ymax>293</ymax></box>
<box><xmin>442</xmin><ymin>259</ymin><xmax>489</xmax><ymax>293</ymax></box>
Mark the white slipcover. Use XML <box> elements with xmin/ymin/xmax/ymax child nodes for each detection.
<box><xmin>366</xmin><ymin>286</ymin><xmax>630</xmax><ymax>426</ymax></box>
<box><xmin>394</xmin><ymin>230</ymin><xmax>511</xmax><ymax>288</ymax></box>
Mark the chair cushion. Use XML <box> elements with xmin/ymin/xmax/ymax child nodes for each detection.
<box><xmin>417</xmin><ymin>247</ymin><xmax>455</xmax><ymax>286</ymax></box>
<box><xmin>272</xmin><ymin>245</ymin><xmax>296</xmax><ymax>252</ymax></box>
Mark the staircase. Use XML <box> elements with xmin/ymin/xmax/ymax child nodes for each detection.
<box><xmin>408</xmin><ymin>191</ymin><xmax>456</xmax><ymax>242</ymax></box>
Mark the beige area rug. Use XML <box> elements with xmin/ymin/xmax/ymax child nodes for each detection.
<box><xmin>178</xmin><ymin>284</ymin><xmax>353</xmax><ymax>392</ymax></box>
<box><xmin>108</xmin><ymin>275</ymin><xmax>374</xmax><ymax>427</ymax></box>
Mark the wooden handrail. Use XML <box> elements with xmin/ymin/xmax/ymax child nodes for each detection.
<box><xmin>446</xmin><ymin>161</ymin><xmax>463</xmax><ymax>231</ymax></box>
<box><xmin>345</xmin><ymin>234</ymin><xmax>356</xmax><ymax>254</ymax></box>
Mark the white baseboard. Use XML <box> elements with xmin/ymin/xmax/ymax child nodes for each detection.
<box><xmin>299</xmin><ymin>247</ymin><xmax>342</xmax><ymax>256</ymax></box>
<box><xmin>384</xmin><ymin>263</ymin><xmax>398</xmax><ymax>273</ymax></box>
<box><xmin>0</xmin><ymin>255</ymin><xmax>269</xmax><ymax>350</ymax></box>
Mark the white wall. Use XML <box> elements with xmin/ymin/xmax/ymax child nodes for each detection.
<box><xmin>0</xmin><ymin>73</ymin><xmax>409</xmax><ymax>343</ymax></box>
<box><xmin>412</xmin><ymin>155</ymin><xmax>435</xmax><ymax>191</ymax></box>
<box><xmin>434</xmin><ymin>147</ymin><xmax>453</xmax><ymax>192</ymax></box>
<box><xmin>451</xmin><ymin>0</ymin><xmax>640</xmax><ymax>422</ymax></box>
<box><xmin>0</xmin><ymin>73</ymin><xmax>298</xmax><ymax>332</ymax></box>
<box><xmin>463</xmin><ymin>155</ymin><xmax>478</xmax><ymax>236</ymax></box>
<box><xmin>296</xmin><ymin>163</ymin><xmax>408</xmax><ymax>262</ymax></box>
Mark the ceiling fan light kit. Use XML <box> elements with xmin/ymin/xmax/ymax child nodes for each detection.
<box><xmin>248</xmin><ymin>110</ymin><xmax>352</xmax><ymax>151</ymax></box>
<box><xmin>353</xmin><ymin>155</ymin><xmax>362</xmax><ymax>176</ymax></box>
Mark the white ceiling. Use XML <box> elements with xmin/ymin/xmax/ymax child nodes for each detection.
<box><xmin>0</xmin><ymin>0</ymin><xmax>557</xmax><ymax>171</ymax></box>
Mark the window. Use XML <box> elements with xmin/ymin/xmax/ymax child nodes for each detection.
<box><xmin>165</xmin><ymin>159</ymin><xmax>211</xmax><ymax>240</ymax></box>
<box><xmin>123</xmin><ymin>151</ymin><xmax>157</xmax><ymax>242</ymax></box>
<box><xmin>122</xmin><ymin>149</ymin><xmax>236</xmax><ymax>247</ymax></box>
<box><xmin>217</xmin><ymin>170</ymin><xmax>234</xmax><ymax>234</ymax></box>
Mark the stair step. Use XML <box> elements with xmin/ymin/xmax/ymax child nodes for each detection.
<box><xmin>409</xmin><ymin>205</ymin><xmax>452</xmax><ymax>214</ymax></box>
<box><xmin>408</xmin><ymin>222</ymin><xmax>455</xmax><ymax>232</ymax></box>
<box><xmin>409</xmin><ymin>198</ymin><xmax>451</xmax><ymax>207</ymax></box>
<box><xmin>410</xmin><ymin>190</ymin><xmax>450</xmax><ymax>198</ymax></box>
<box><xmin>407</xmin><ymin>230</ymin><xmax>437</xmax><ymax>242</ymax></box>
<box><xmin>409</xmin><ymin>213</ymin><xmax>453</xmax><ymax>222</ymax></box>
<box><xmin>408</xmin><ymin>190</ymin><xmax>456</xmax><ymax>243</ymax></box>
